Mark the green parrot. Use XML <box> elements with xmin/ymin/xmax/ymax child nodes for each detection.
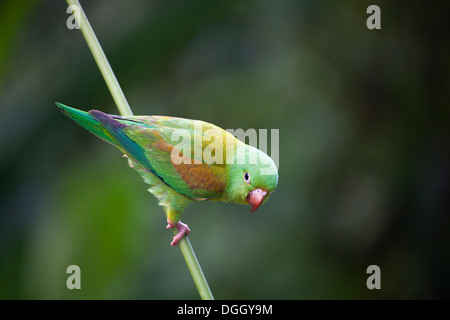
<box><xmin>56</xmin><ymin>103</ymin><xmax>278</xmax><ymax>246</ymax></box>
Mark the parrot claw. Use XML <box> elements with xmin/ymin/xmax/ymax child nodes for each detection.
<box><xmin>166</xmin><ymin>218</ymin><xmax>190</xmax><ymax>246</ymax></box>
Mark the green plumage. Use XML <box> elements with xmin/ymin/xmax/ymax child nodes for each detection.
<box><xmin>57</xmin><ymin>102</ymin><xmax>278</xmax><ymax>245</ymax></box>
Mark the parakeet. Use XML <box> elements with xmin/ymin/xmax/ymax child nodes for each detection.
<box><xmin>56</xmin><ymin>103</ymin><xmax>278</xmax><ymax>246</ymax></box>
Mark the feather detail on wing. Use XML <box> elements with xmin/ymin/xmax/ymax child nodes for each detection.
<box><xmin>89</xmin><ymin>110</ymin><xmax>227</xmax><ymax>200</ymax></box>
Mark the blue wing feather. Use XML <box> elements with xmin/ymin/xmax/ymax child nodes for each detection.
<box><xmin>88</xmin><ymin>110</ymin><xmax>155</xmax><ymax>174</ymax></box>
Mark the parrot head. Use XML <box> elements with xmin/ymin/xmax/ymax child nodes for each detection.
<box><xmin>226</xmin><ymin>145</ymin><xmax>278</xmax><ymax>212</ymax></box>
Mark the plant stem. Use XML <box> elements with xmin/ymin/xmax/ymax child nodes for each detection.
<box><xmin>178</xmin><ymin>233</ymin><xmax>214</xmax><ymax>300</ymax></box>
<box><xmin>66</xmin><ymin>0</ymin><xmax>132</xmax><ymax>117</ymax></box>
<box><xmin>65</xmin><ymin>0</ymin><xmax>213</xmax><ymax>300</ymax></box>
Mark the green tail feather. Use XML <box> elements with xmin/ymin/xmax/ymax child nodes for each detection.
<box><xmin>56</xmin><ymin>102</ymin><xmax>118</xmax><ymax>146</ymax></box>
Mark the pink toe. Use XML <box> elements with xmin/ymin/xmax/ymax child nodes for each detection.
<box><xmin>168</xmin><ymin>221</ymin><xmax>190</xmax><ymax>246</ymax></box>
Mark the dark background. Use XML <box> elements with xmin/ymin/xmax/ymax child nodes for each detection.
<box><xmin>0</xmin><ymin>0</ymin><xmax>449</xmax><ymax>299</ymax></box>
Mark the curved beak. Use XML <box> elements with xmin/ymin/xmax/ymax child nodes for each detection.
<box><xmin>247</xmin><ymin>189</ymin><xmax>268</xmax><ymax>212</ymax></box>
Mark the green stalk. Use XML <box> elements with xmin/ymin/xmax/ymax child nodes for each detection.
<box><xmin>65</xmin><ymin>0</ymin><xmax>213</xmax><ymax>300</ymax></box>
<box><xmin>178</xmin><ymin>233</ymin><xmax>214</xmax><ymax>300</ymax></box>
<box><xmin>66</xmin><ymin>0</ymin><xmax>132</xmax><ymax>117</ymax></box>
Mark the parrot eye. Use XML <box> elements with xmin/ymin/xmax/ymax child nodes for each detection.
<box><xmin>243</xmin><ymin>172</ymin><xmax>251</xmax><ymax>184</ymax></box>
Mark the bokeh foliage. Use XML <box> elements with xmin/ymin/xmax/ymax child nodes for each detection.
<box><xmin>0</xmin><ymin>0</ymin><xmax>449</xmax><ymax>299</ymax></box>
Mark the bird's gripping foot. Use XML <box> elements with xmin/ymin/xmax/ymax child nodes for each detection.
<box><xmin>166</xmin><ymin>218</ymin><xmax>190</xmax><ymax>246</ymax></box>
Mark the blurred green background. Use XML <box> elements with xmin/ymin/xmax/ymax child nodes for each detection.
<box><xmin>1</xmin><ymin>0</ymin><xmax>449</xmax><ymax>299</ymax></box>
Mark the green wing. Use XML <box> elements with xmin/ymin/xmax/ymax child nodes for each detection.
<box><xmin>126</xmin><ymin>116</ymin><xmax>229</xmax><ymax>200</ymax></box>
<box><xmin>57</xmin><ymin>103</ymin><xmax>229</xmax><ymax>200</ymax></box>
<box><xmin>84</xmin><ymin>109</ymin><xmax>227</xmax><ymax>200</ymax></box>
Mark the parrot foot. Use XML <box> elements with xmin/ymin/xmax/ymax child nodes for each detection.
<box><xmin>166</xmin><ymin>218</ymin><xmax>190</xmax><ymax>246</ymax></box>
